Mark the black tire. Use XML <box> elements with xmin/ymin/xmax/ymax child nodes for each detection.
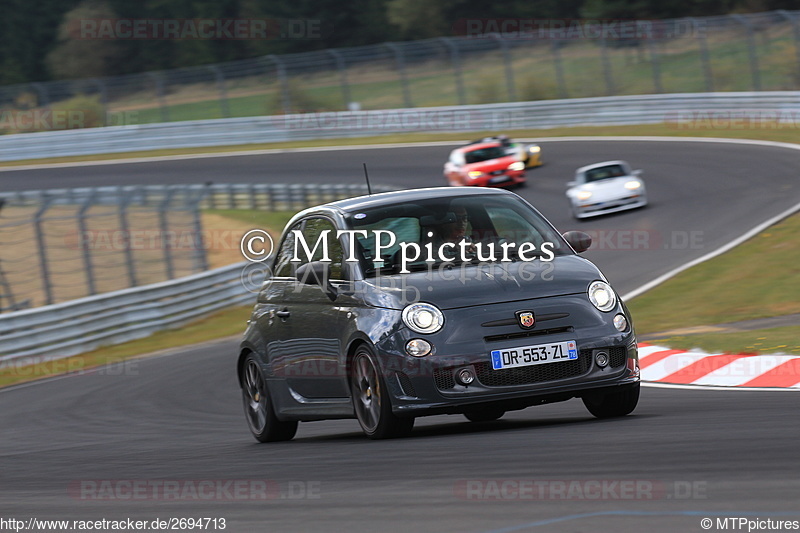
<box><xmin>583</xmin><ymin>383</ymin><xmax>640</xmax><ymax>419</ymax></box>
<box><xmin>242</xmin><ymin>354</ymin><xmax>297</xmax><ymax>442</ymax></box>
<box><xmin>464</xmin><ymin>409</ymin><xmax>505</xmax><ymax>422</ymax></box>
<box><xmin>350</xmin><ymin>345</ymin><xmax>414</xmax><ymax>439</ymax></box>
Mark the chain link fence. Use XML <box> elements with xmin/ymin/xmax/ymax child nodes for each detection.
<box><xmin>1</xmin><ymin>10</ymin><xmax>799</xmax><ymax>134</ymax></box>
<box><xmin>0</xmin><ymin>183</ymin><xmax>387</xmax><ymax>312</ymax></box>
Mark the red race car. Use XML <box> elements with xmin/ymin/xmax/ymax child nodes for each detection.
<box><xmin>443</xmin><ymin>141</ymin><xmax>526</xmax><ymax>188</ymax></box>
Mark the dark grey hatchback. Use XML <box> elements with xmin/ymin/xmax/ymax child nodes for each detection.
<box><xmin>238</xmin><ymin>187</ymin><xmax>640</xmax><ymax>441</ymax></box>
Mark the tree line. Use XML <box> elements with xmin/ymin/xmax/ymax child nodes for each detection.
<box><xmin>1</xmin><ymin>0</ymin><xmax>795</xmax><ymax>85</ymax></box>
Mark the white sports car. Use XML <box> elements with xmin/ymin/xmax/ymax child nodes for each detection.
<box><xmin>566</xmin><ymin>160</ymin><xmax>647</xmax><ymax>220</ymax></box>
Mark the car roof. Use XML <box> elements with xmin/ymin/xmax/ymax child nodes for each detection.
<box><xmin>576</xmin><ymin>160</ymin><xmax>629</xmax><ymax>174</ymax></box>
<box><xmin>325</xmin><ymin>186</ymin><xmax>515</xmax><ymax>213</ymax></box>
<box><xmin>459</xmin><ymin>142</ymin><xmax>501</xmax><ymax>151</ymax></box>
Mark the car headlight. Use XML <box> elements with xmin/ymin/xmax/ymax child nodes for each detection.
<box><xmin>508</xmin><ymin>161</ymin><xmax>525</xmax><ymax>171</ymax></box>
<box><xmin>468</xmin><ymin>171</ymin><xmax>484</xmax><ymax>179</ymax></box>
<box><xmin>576</xmin><ymin>190</ymin><xmax>592</xmax><ymax>201</ymax></box>
<box><xmin>528</xmin><ymin>145</ymin><xmax>541</xmax><ymax>153</ymax></box>
<box><xmin>624</xmin><ymin>180</ymin><xmax>642</xmax><ymax>190</ymax></box>
<box><xmin>588</xmin><ymin>281</ymin><xmax>617</xmax><ymax>312</ymax></box>
<box><xmin>402</xmin><ymin>303</ymin><xmax>444</xmax><ymax>334</ymax></box>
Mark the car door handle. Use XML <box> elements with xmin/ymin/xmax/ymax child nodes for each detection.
<box><xmin>276</xmin><ymin>309</ymin><xmax>291</xmax><ymax>319</ymax></box>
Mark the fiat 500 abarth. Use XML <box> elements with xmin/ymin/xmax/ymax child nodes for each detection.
<box><xmin>238</xmin><ymin>187</ymin><xmax>640</xmax><ymax>441</ymax></box>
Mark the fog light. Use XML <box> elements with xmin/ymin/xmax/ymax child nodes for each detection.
<box><xmin>456</xmin><ymin>368</ymin><xmax>475</xmax><ymax>385</ymax></box>
<box><xmin>613</xmin><ymin>314</ymin><xmax>628</xmax><ymax>331</ymax></box>
<box><xmin>595</xmin><ymin>351</ymin><xmax>609</xmax><ymax>368</ymax></box>
<box><xmin>405</xmin><ymin>339</ymin><xmax>432</xmax><ymax>357</ymax></box>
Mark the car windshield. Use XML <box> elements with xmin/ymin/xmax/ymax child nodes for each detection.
<box><xmin>584</xmin><ymin>164</ymin><xmax>627</xmax><ymax>182</ymax></box>
<box><xmin>346</xmin><ymin>195</ymin><xmax>572</xmax><ymax>276</ymax></box>
<box><xmin>463</xmin><ymin>146</ymin><xmax>506</xmax><ymax>164</ymax></box>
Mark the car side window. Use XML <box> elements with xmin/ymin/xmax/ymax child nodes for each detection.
<box><xmin>273</xmin><ymin>222</ymin><xmax>301</xmax><ymax>277</ymax></box>
<box><xmin>298</xmin><ymin>218</ymin><xmax>345</xmax><ymax>280</ymax></box>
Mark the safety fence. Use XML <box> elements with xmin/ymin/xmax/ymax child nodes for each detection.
<box><xmin>1</xmin><ymin>10</ymin><xmax>800</xmax><ymax>133</ymax></box>
<box><xmin>0</xmin><ymin>183</ymin><xmax>388</xmax><ymax>314</ymax></box>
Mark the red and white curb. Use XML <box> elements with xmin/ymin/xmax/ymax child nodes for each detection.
<box><xmin>639</xmin><ymin>343</ymin><xmax>800</xmax><ymax>389</ymax></box>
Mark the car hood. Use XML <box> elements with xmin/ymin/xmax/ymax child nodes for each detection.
<box><xmin>463</xmin><ymin>155</ymin><xmax>519</xmax><ymax>173</ymax></box>
<box><xmin>358</xmin><ymin>255</ymin><xmax>605</xmax><ymax>310</ymax></box>
<box><xmin>569</xmin><ymin>177</ymin><xmax>641</xmax><ymax>200</ymax></box>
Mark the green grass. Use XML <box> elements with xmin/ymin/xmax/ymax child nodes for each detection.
<box><xmin>645</xmin><ymin>326</ymin><xmax>800</xmax><ymax>356</ymax></box>
<box><xmin>204</xmin><ymin>209</ymin><xmax>295</xmax><ymax>231</ymax></box>
<box><xmin>629</xmin><ymin>213</ymin><xmax>800</xmax><ymax>336</ymax></box>
<box><xmin>86</xmin><ymin>27</ymin><xmax>800</xmax><ymax>123</ymax></box>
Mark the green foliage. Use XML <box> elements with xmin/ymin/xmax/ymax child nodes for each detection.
<box><xmin>45</xmin><ymin>1</ymin><xmax>122</xmax><ymax>80</ymax></box>
<box><xmin>50</xmin><ymin>94</ymin><xmax>107</xmax><ymax>129</ymax></box>
<box><xmin>1</xmin><ymin>0</ymin><xmax>799</xmax><ymax>84</ymax></box>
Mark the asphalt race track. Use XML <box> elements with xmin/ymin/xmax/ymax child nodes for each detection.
<box><xmin>1</xmin><ymin>139</ymin><xmax>799</xmax><ymax>532</ymax></box>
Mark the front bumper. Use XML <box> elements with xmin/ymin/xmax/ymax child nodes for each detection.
<box><xmin>374</xmin><ymin>298</ymin><xmax>638</xmax><ymax>416</ymax></box>
<box><xmin>573</xmin><ymin>195</ymin><xmax>647</xmax><ymax>219</ymax></box>
<box><xmin>473</xmin><ymin>170</ymin><xmax>526</xmax><ymax>188</ymax></box>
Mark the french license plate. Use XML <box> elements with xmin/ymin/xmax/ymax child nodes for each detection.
<box><xmin>489</xmin><ymin>175</ymin><xmax>510</xmax><ymax>184</ymax></box>
<box><xmin>491</xmin><ymin>340</ymin><xmax>578</xmax><ymax>370</ymax></box>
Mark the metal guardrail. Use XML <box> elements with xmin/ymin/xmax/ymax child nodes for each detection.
<box><xmin>0</xmin><ymin>261</ymin><xmax>251</xmax><ymax>362</ymax></box>
<box><xmin>1</xmin><ymin>92</ymin><xmax>799</xmax><ymax>161</ymax></box>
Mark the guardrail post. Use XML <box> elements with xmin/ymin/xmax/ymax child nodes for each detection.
<box><xmin>490</xmin><ymin>33</ymin><xmax>516</xmax><ymax>101</ymax></box>
<box><xmin>690</xmin><ymin>18</ymin><xmax>714</xmax><ymax>92</ymax></box>
<box><xmin>30</xmin><ymin>82</ymin><xmax>51</xmax><ymax>109</ymax></box>
<box><xmin>90</xmin><ymin>78</ymin><xmax>109</xmax><ymax>127</ymax></box>
<box><xmin>328</xmin><ymin>50</ymin><xmax>352</xmax><ymax>110</ymax></box>
<box><xmin>208</xmin><ymin>65</ymin><xmax>231</xmax><ymax>118</ymax></box>
<box><xmin>117</xmin><ymin>187</ymin><xmax>138</xmax><ymax>288</ymax></box>
<box><xmin>268</xmin><ymin>55</ymin><xmax>291</xmax><ymax>115</ymax></box>
<box><xmin>77</xmin><ymin>190</ymin><xmax>97</xmax><ymax>295</ymax></box>
<box><xmin>439</xmin><ymin>37</ymin><xmax>466</xmax><ymax>105</ymax></box>
<box><xmin>550</xmin><ymin>40</ymin><xmax>569</xmax><ymax>99</ymax></box>
<box><xmin>147</xmin><ymin>72</ymin><xmax>170</xmax><ymax>123</ymax></box>
<box><xmin>188</xmin><ymin>189</ymin><xmax>208</xmax><ymax>273</ymax></box>
<box><xmin>599</xmin><ymin>38</ymin><xmax>615</xmax><ymax>95</ymax></box>
<box><xmin>731</xmin><ymin>14</ymin><xmax>762</xmax><ymax>91</ymax></box>
<box><xmin>385</xmin><ymin>42</ymin><xmax>413</xmax><ymax>108</ymax></box>
<box><xmin>159</xmin><ymin>188</ymin><xmax>176</xmax><ymax>280</ymax></box>
<box><xmin>647</xmin><ymin>39</ymin><xmax>663</xmax><ymax>93</ymax></box>
<box><xmin>778</xmin><ymin>10</ymin><xmax>800</xmax><ymax>85</ymax></box>
<box><xmin>33</xmin><ymin>197</ymin><xmax>55</xmax><ymax>305</ymax></box>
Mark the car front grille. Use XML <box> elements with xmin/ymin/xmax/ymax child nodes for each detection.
<box><xmin>432</xmin><ymin>346</ymin><xmax>626</xmax><ymax>391</ymax></box>
<box><xmin>484</xmin><ymin>326</ymin><xmax>573</xmax><ymax>343</ymax></box>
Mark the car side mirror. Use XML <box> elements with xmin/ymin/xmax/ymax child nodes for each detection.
<box><xmin>632</xmin><ymin>169</ymin><xmax>642</xmax><ymax>176</ymax></box>
<box><xmin>296</xmin><ymin>261</ymin><xmax>338</xmax><ymax>300</ymax></box>
<box><xmin>566</xmin><ymin>181</ymin><xmax>577</xmax><ymax>187</ymax></box>
<box><xmin>562</xmin><ymin>231</ymin><xmax>592</xmax><ymax>253</ymax></box>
